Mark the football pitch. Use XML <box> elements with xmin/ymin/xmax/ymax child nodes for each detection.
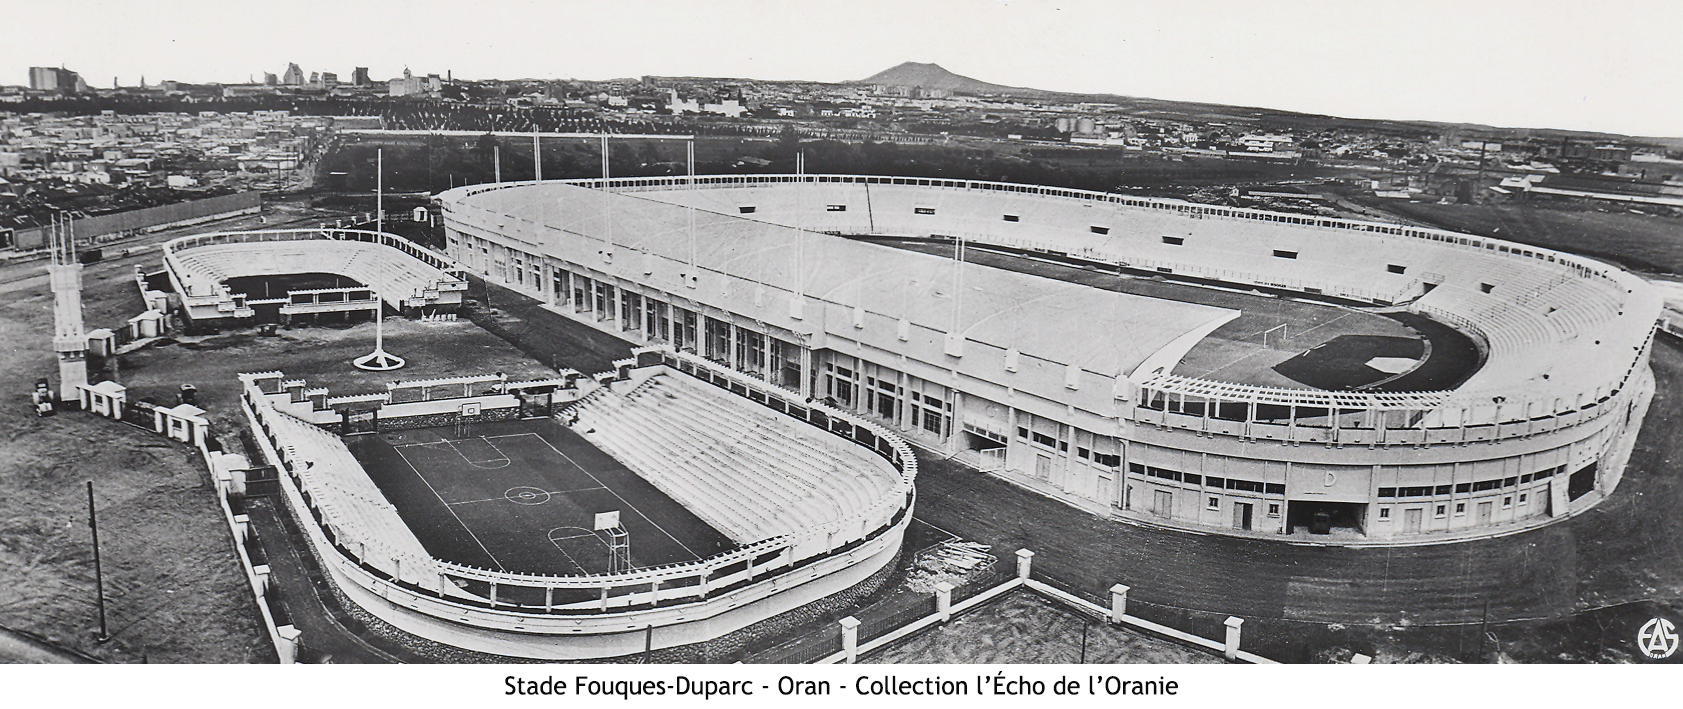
<box><xmin>344</xmin><ymin>417</ymin><xmax>735</xmax><ymax>576</ymax></box>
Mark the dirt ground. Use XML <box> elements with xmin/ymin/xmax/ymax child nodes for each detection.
<box><xmin>1366</xmin><ymin>201</ymin><xmax>1683</xmax><ymax>277</ymax></box>
<box><xmin>0</xmin><ymin>202</ymin><xmax>489</xmax><ymax>663</ymax></box>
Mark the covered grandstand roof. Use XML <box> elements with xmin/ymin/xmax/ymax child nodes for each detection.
<box><xmin>452</xmin><ymin>183</ymin><xmax>1238</xmax><ymax>380</ymax></box>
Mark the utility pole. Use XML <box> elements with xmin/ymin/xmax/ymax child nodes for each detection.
<box><xmin>87</xmin><ymin>481</ymin><xmax>108</xmax><ymax>643</ymax></box>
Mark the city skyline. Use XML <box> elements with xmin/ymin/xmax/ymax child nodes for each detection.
<box><xmin>4</xmin><ymin>0</ymin><xmax>1682</xmax><ymax>138</ymax></box>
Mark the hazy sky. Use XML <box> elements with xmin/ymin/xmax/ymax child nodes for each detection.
<box><xmin>7</xmin><ymin>0</ymin><xmax>1680</xmax><ymax>137</ymax></box>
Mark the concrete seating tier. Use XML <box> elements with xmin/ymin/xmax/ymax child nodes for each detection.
<box><xmin>259</xmin><ymin>403</ymin><xmax>437</xmax><ymax>580</ymax></box>
<box><xmin>567</xmin><ymin>373</ymin><xmax>900</xmax><ymax>545</ymax></box>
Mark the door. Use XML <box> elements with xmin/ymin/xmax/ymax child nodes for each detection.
<box><xmin>1477</xmin><ymin>501</ymin><xmax>1493</xmax><ymax>526</ymax></box>
<box><xmin>1036</xmin><ymin>454</ymin><xmax>1052</xmax><ymax>480</ymax></box>
<box><xmin>1403</xmin><ymin>508</ymin><xmax>1423</xmax><ymax>533</ymax></box>
<box><xmin>1153</xmin><ymin>490</ymin><xmax>1173</xmax><ymax>517</ymax></box>
<box><xmin>1233</xmin><ymin>502</ymin><xmax>1253</xmax><ymax>531</ymax></box>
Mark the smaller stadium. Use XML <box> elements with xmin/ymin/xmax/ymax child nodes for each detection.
<box><xmin>235</xmin><ymin>349</ymin><xmax>916</xmax><ymax>660</ymax></box>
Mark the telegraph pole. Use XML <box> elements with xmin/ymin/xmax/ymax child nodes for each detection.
<box><xmin>87</xmin><ymin>480</ymin><xmax>109</xmax><ymax>643</ymax></box>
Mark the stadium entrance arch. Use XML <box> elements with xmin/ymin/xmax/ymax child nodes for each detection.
<box><xmin>1286</xmin><ymin>500</ymin><xmax>1366</xmax><ymax>536</ymax></box>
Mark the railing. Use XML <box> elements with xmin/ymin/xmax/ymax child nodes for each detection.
<box><xmin>439</xmin><ymin>173</ymin><xmax>1625</xmax><ymax>288</ymax></box>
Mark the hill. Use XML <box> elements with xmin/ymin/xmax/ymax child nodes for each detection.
<box><xmin>853</xmin><ymin>62</ymin><xmax>1033</xmax><ymax>95</ymax></box>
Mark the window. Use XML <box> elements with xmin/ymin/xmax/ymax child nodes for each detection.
<box><xmin>1183</xmin><ymin>473</ymin><xmax>1202</xmax><ymax>486</ymax></box>
<box><xmin>1268</xmin><ymin>503</ymin><xmax>1280</xmax><ymax>517</ymax></box>
<box><xmin>1265</xmin><ymin>483</ymin><xmax>1286</xmax><ymax>495</ymax></box>
<box><xmin>1434</xmin><ymin>485</ymin><xmax>1452</xmax><ymax>495</ymax></box>
<box><xmin>1003</xmin><ymin>214</ymin><xmax>1020</xmax><ymax>222</ymax></box>
<box><xmin>1129</xmin><ymin>462</ymin><xmax>1145</xmax><ymax>474</ymax></box>
<box><xmin>1273</xmin><ymin>250</ymin><xmax>1298</xmax><ymax>259</ymax></box>
<box><xmin>1032</xmin><ymin>432</ymin><xmax>1056</xmax><ymax>447</ymax></box>
<box><xmin>914</xmin><ymin>207</ymin><xmax>936</xmax><ymax>215</ymax></box>
<box><xmin>1077</xmin><ymin>447</ymin><xmax>1090</xmax><ymax>459</ymax></box>
<box><xmin>1378</xmin><ymin>507</ymin><xmax>1391</xmax><ymax>520</ymax></box>
<box><xmin>1520</xmin><ymin>473</ymin><xmax>1533</xmax><ymax>483</ymax></box>
<box><xmin>1519</xmin><ymin>493</ymin><xmax>1528</xmax><ymax>505</ymax></box>
<box><xmin>1162</xmin><ymin>236</ymin><xmax>1185</xmax><ymax>245</ymax></box>
<box><xmin>1435</xmin><ymin>505</ymin><xmax>1447</xmax><ymax>518</ymax></box>
<box><xmin>1473</xmin><ymin>479</ymin><xmax>1503</xmax><ymax>492</ymax></box>
<box><xmin>825</xmin><ymin>204</ymin><xmax>847</xmax><ymax>212</ymax></box>
<box><xmin>1093</xmin><ymin>453</ymin><xmax>1121</xmax><ymax>467</ymax></box>
<box><xmin>1377</xmin><ymin>487</ymin><xmax>1397</xmax><ymax>498</ymax></box>
<box><xmin>1502</xmin><ymin>496</ymin><xmax>1513</xmax><ymax>508</ymax></box>
<box><xmin>739</xmin><ymin>206</ymin><xmax>756</xmax><ymax>214</ymax></box>
<box><xmin>1207</xmin><ymin>496</ymin><xmax>1220</xmax><ymax>510</ymax></box>
<box><xmin>1205</xmin><ymin>476</ymin><xmax>1225</xmax><ymax>488</ymax></box>
<box><xmin>1503</xmin><ymin>477</ymin><xmax>1518</xmax><ymax>488</ymax></box>
<box><xmin>1455</xmin><ymin>502</ymin><xmax>1467</xmax><ymax>515</ymax></box>
<box><xmin>1455</xmin><ymin>482</ymin><xmax>1472</xmax><ymax>493</ymax></box>
<box><xmin>1387</xmin><ymin>264</ymin><xmax>1407</xmax><ymax>274</ymax></box>
<box><xmin>1018</xmin><ymin>426</ymin><xmax>1029</xmax><ymax>439</ymax></box>
<box><xmin>1480</xmin><ymin>283</ymin><xmax>1495</xmax><ymax>294</ymax></box>
<box><xmin>1090</xmin><ymin>226</ymin><xmax>1110</xmax><ymax>235</ymax></box>
<box><xmin>1226</xmin><ymin>479</ymin><xmax>1265</xmax><ymax>493</ymax></box>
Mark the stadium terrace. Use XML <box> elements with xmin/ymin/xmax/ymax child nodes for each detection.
<box><xmin>436</xmin><ymin>174</ymin><xmax>1661</xmax><ymax>543</ymax></box>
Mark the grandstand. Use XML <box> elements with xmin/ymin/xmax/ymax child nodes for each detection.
<box><xmin>162</xmin><ymin>229</ymin><xmax>467</xmax><ymax>329</ymax></box>
<box><xmin>437</xmin><ymin>174</ymin><xmax>1661</xmax><ymax>543</ymax></box>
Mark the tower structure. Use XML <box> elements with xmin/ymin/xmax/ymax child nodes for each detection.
<box><xmin>48</xmin><ymin>216</ymin><xmax>88</xmax><ymax>402</ymax></box>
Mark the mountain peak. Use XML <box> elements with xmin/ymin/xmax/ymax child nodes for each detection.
<box><xmin>855</xmin><ymin>62</ymin><xmax>1025</xmax><ymax>95</ymax></box>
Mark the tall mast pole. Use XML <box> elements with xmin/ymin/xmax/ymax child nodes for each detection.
<box><xmin>376</xmin><ymin>148</ymin><xmax>384</xmax><ymax>234</ymax></box>
<box><xmin>88</xmin><ymin>481</ymin><xmax>108</xmax><ymax>643</ymax></box>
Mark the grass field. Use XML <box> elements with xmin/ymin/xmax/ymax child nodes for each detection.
<box><xmin>346</xmin><ymin>418</ymin><xmax>734</xmax><ymax>576</ymax></box>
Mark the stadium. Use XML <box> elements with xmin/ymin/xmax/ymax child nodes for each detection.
<box><xmin>158</xmin><ymin>172</ymin><xmax>1660</xmax><ymax>661</ymax></box>
<box><xmin>434</xmin><ymin>174</ymin><xmax>1660</xmax><ymax>543</ymax></box>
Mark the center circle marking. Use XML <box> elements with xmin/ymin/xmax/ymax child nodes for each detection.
<box><xmin>505</xmin><ymin>486</ymin><xmax>552</xmax><ymax>506</ymax></box>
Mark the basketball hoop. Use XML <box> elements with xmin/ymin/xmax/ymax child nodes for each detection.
<box><xmin>596</xmin><ymin>511</ymin><xmax>631</xmax><ymax>574</ymax></box>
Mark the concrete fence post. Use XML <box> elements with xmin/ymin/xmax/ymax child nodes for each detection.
<box><xmin>934</xmin><ymin>581</ymin><xmax>954</xmax><ymax>623</ymax></box>
<box><xmin>1223</xmin><ymin>616</ymin><xmax>1244</xmax><ymax>660</ymax></box>
<box><xmin>252</xmin><ymin>564</ymin><xmax>271</xmax><ymax>596</ymax></box>
<box><xmin>1016</xmin><ymin>549</ymin><xmax>1035</xmax><ymax>580</ymax></box>
<box><xmin>839</xmin><ymin>616</ymin><xmax>861</xmax><ymax>664</ymax></box>
<box><xmin>275</xmin><ymin>625</ymin><xmax>301</xmax><ymax>664</ymax></box>
<box><xmin>1109</xmin><ymin>584</ymin><xmax>1130</xmax><ymax>624</ymax></box>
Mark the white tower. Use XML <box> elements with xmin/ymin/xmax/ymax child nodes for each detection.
<box><xmin>48</xmin><ymin>217</ymin><xmax>88</xmax><ymax>402</ymax></box>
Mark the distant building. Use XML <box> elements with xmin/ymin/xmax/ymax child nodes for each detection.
<box><xmin>352</xmin><ymin>67</ymin><xmax>371</xmax><ymax>87</ymax></box>
<box><xmin>281</xmin><ymin>63</ymin><xmax>304</xmax><ymax>86</ymax></box>
<box><xmin>320</xmin><ymin>72</ymin><xmax>338</xmax><ymax>88</ymax></box>
<box><xmin>29</xmin><ymin>66</ymin><xmax>86</xmax><ymax>93</ymax></box>
<box><xmin>263</xmin><ymin>72</ymin><xmax>278</xmax><ymax>86</ymax></box>
<box><xmin>388</xmin><ymin>68</ymin><xmax>425</xmax><ymax>97</ymax></box>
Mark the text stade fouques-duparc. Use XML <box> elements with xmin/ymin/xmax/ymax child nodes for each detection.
<box><xmin>503</xmin><ymin>673</ymin><xmax>1180</xmax><ymax>699</ymax></box>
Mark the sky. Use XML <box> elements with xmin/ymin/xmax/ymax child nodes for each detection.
<box><xmin>6</xmin><ymin>0</ymin><xmax>1681</xmax><ymax>137</ymax></box>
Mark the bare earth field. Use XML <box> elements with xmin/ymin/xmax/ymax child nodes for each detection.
<box><xmin>1371</xmin><ymin>201</ymin><xmax>1683</xmax><ymax>276</ymax></box>
<box><xmin>0</xmin><ymin>252</ymin><xmax>270</xmax><ymax>663</ymax></box>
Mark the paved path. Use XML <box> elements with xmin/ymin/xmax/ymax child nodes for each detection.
<box><xmin>0</xmin><ymin>625</ymin><xmax>99</xmax><ymax>664</ymax></box>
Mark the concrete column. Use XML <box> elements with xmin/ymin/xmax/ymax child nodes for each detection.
<box><xmin>1223</xmin><ymin>616</ymin><xmax>1244</xmax><ymax>660</ymax></box>
<box><xmin>1109</xmin><ymin>584</ymin><xmax>1130</xmax><ymax>623</ymax></box>
<box><xmin>275</xmin><ymin>625</ymin><xmax>301</xmax><ymax>664</ymax></box>
<box><xmin>1016</xmin><ymin>549</ymin><xmax>1034</xmax><ymax>580</ymax></box>
<box><xmin>839</xmin><ymin>616</ymin><xmax>861</xmax><ymax>664</ymax></box>
<box><xmin>934</xmin><ymin>581</ymin><xmax>954</xmax><ymax>623</ymax></box>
